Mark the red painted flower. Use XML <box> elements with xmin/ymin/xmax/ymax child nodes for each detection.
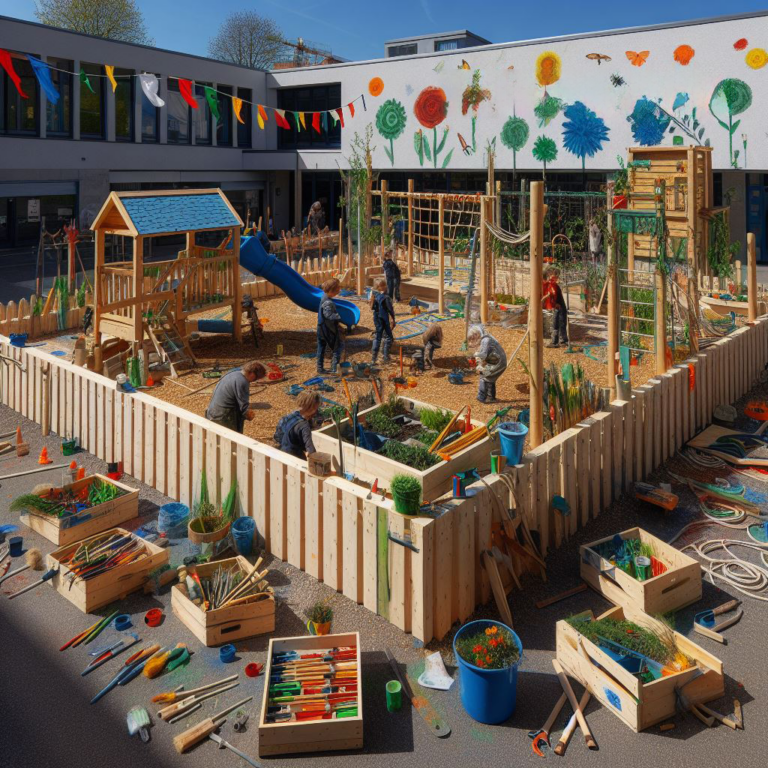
<box><xmin>734</xmin><ymin>38</ymin><xmax>748</xmax><ymax>50</ymax></box>
<box><xmin>414</xmin><ymin>86</ymin><xmax>448</xmax><ymax>129</ymax></box>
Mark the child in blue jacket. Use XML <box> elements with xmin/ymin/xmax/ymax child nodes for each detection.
<box><xmin>370</xmin><ymin>277</ymin><xmax>396</xmax><ymax>364</ymax></box>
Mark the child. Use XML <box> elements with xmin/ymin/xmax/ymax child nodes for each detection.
<box><xmin>370</xmin><ymin>277</ymin><xmax>396</xmax><ymax>364</ymax></box>
<box><xmin>543</xmin><ymin>267</ymin><xmax>568</xmax><ymax>348</ymax></box>
<box><xmin>317</xmin><ymin>278</ymin><xmax>344</xmax><ymax>373</ymax></box>
<box><xmin>382</xmin><ymin>250</ymin><xmax>401</xmax><ymax>302</ymax></box>
<box><xmin>467</xmin><ymin>324</ymin><xmax>507</xmax><ymax>404</ymax></box>
<box><xmin>422</xmin><ymin>324</ymin><xmax>443</xmax><ymax>370</ymax></box>
<box><xmin>274</xmin><ymin>390</ymin><xmax>321</xmax><ymax>459</ymax></box>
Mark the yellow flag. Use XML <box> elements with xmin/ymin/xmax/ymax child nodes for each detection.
<box><xmin>232</xmin><ymin>97</ymin><xmax>245</xmax><ymax>125</ymax></box>
<box><xmin>257</xmin><ymin>111</ymin><xmax>264</xmax><ymax>130</ymax></box>
<box><xmin>299</xmin><ymin>111</ymin><xmax>306</xmax><ymax>129</ymax></box>
<box><xmin>105</xmin><ymin>65</ymin><xmax>117</xmax><ymax>93</ymax></box>
<box><xmin>257</xmin><ymin>104</ymin><xmax>267</xmax><ymax>130</ymax></box>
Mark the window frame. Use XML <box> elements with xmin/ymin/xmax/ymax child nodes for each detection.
<box><xmin>277</xmin><ymin>84</ymin><xmax>341</xmax><ymax>151</ymax></box>
<box><xmin>166</xmin><ymin>77</ymin><xmax>191</xmax><ymax>145</ymax></box>
<box><xmin>45</xmin><ymin>57</ymin><xmax>73</xmax><ymax>138</ymax></box>
<box><xmin>237</xmin><ymin>87</ymin><xmax>252</xmax><ymax>148</ymax></box>
<box><xmin>79</xmin><ymin>61</ymin><xmax>106</xmax><ymax>140</ymax></box>
<box><xmin>1</xmin><ymin>52</ymin><xmax>39</xmax><ymax>136</ymax></box>
<box><xmin>114</xmin><ymin>67</ymin><xmax>134</xmax><ymax>142</ymax></box>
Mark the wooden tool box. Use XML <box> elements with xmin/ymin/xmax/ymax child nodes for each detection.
<box><xmin>258</xmin><ymin>632</ymin><xmax>363</xmax><ymax>757</ymax></box>
<box><xmin>21</xmin><ymin>474</ymin><xmax>139</xmax><ymax>546</ymax></box>
<box><xmin>46</xmin><ymin>527</ymin><xmax>168</xmax><ymax>612</ymax></box>
<box><xmin>556</xmin><ymin>604</ymin><xmax>724</xmax><ymax>732</ymax></box>
<box><xmin>580</xmin><ymin>527</ymin><xmax>701</xmax><ymax>614</ymax></box>
<box><xmin>171</xmin><ymin>556</ymin><xmax>275</xmax><ymax>646</ymax></box>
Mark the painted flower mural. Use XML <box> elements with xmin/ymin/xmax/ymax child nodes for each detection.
<box><xmin>532</xmin><ymin>135</ymin><xmax>558</xmax><ymax>180</ymax></box>
<box><xmin>461</xmin><ymin>70</ymin><xmax>491</xmax><ymax>151</ymax></box>
<box><xmin>709</xmin><ymin>78</ymin><xmax>752</xmax><ymax>168</ymax></box>
<box><xmin>500</xmin><ymin>115</ymin><xmax>529</xmax><ymax>170</ymax></box>
<box><xmin>376</xmin><ymin>99</ymin><xmax>406</xmax><ymax>166</ymax></box>
<box><xmin>413</xmin><ymin>86</ymin><xmax>452</xmax><ymax>168</ymax></box>
<box><xmin>534</xmin><ymin>94</ymin><xmax>564</xmax><ymax>128</ymax></box>
<box><xmin>627</xmin><ymin>97</ymin><xmax>671</xmax><ymax>146</ymax></box>
<box><xmin>369</xmin><ymin>77</ymin><xmax>384</xmax><ymax>97</ymax></box>
<box><xmin>745</xmin><ymin>48</ymin><xmax>768</xmax><ymax>69</ymax></box>
<box><xmin>562</xmin><ymin>101</ymin><xmax>610</xmax><ymax>170</ymax></box>
<box><xmin>536</xmin><ymin>51</ymin><xmax>561</xmax><ymax>88</ymax></box>
<box><xmin>673</xmin><ymin>45</ymin><xmax>695</xmax><ymax>65</ymax></box>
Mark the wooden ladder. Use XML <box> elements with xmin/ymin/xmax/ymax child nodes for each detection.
<box><xmin>145</xmin><ymin>312</ymin><xmax>195</xmax><ymax>377</ymax></box>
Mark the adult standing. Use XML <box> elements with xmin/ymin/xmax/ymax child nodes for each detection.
<box><xmin>307</xmin><ymin>201</ymin><xmax>325</xmax><ymax>235</ymax></box>
<box><xmin>205</xmin><ymin>361</ymin><xmax>266</xmax><ymax>433</ymax></box>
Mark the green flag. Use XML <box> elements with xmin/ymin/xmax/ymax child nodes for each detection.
<box><xmin>80</xmin><ymin>67</ymin><xmax>95</xmax><ymax>94</ymax></box>
<box><xmin>204</xmin><ymin>86</ymin><xmax>220</xmax><ymax>121</ymax></box>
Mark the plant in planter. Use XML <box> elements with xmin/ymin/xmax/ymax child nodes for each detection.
<box><xmin>364</xmin><ymin>408</ymin><xmax>401</xmax><ymax>438</ymax></box>
<box><xmin>389</xmin><ymin>473</ymin><xmax>423</xmax><ymax>515</ymax></box>
<box><xmin>419</xmin><ymin>406</ymin><xmax>453</xmax><ymax>433</ymax></box>
<box><xmin>379</xmin><ymin>442</ymin><xmax>440</xmax><ymax>471</ymax></box>
<box><xmin>188</xmin><ymin>471</ymin><xmax>237</xmax><ymax>544</ymax></box>
<box><xmin>453</xmin><ymin>620</ymin><xmax>523</xmax><ymax>724</ymax></box>
<box><xmin>306</xmin><ymin>599</ymin><xmax>334</xmax><ymax>635</ymax></box>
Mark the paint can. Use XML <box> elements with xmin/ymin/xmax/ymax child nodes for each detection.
<box><xmin>386</xmin><ymin>680</ymin><xmax>402</xmax><ymax>712</ymax></box>
<box><xmin>220</xmin><ymin>644</ymin><xmax>237</xmax><ymax>664</ymax></box>
<box><xmin>634</xmin><ymin>555</ymin><xmax>651</xmax><ymax>581</ymax></box>
<box><xmin>8</xmin><ymin>536</ymin><xmax>23</xmax><ymax>557</ymax></box>
<box><xmin>144</xmin><ymin>608</ymin><xmax>163</xmax><ymax>627</ymax></box>
<box><xmin>115</xmin><ymin>614</ymin><xmax>132</xmax><ymax>631</ymax></box>
<box><xmin>276</xmin><ymin>344</ymin><xmax>284</xmax><ymax>356</ymax></box>
<box><xmin>490</xmin><ymin>451</ymin><xmax>506</xmax><ymax>474</ymax></box>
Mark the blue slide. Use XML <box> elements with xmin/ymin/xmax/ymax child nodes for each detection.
<box><xmin>197</xmin><ymin>235</ymin><xmax>361</xmax><ymax>333</ymax></box>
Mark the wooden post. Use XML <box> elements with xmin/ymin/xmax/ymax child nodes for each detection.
<box><xmin>479</xmin><ymin>197</ymin><xmax>489</xmax><ymax>324</ymax></box>
<box><xmin>41</xmin><ymin>362</ymin><xmax>50</xmax><ymax>436</ymax></box>
<box><xmin>495</xmin><ymin>179</ymin><xmax>502</xmax><ymax>231</ymax></box>
<box><xmin>407</xmin><ymin>179</ymin><xmax>414</xmax><ymax>277</ymax></box>
<box><xmin>654</xmin><ymin>269</ymin><xmax>667</xmax><ymax>375</ymax></box>
<box><xmin>529</xmin><ymin>181</ymin><xmax>545</xmax><ymax>449</ymax></box>
<box><xmin>607</xmin><ymin>252</ymin><xmax>619</xmax><ymax>389</ymax></box>
<box><xmin>93</xmin><ymin>228</ymin><xmax>106</xmax><ymax>345</ymax></box>
<box><xmin>747</xmin><ymin>232</ymin><xmax>758</xmax><ymax>322</ymax></box>
<box><xmin>67</xmin><ymin>238</ymin><xmax>76</xmax><ymax>293</ymax></box>
<box><xmin>380</xmin><ymin>179</ymin><xmax>388</xmax><ymax>263</ymax></box>
<box><xmin>734</xmin><ymin>260</ymin><xmax>742</xmax><ymax>291</ymax></box>
<box><xmin>338</xmin><ymin>217</ymin><xmax>343</xmax><ymax>271</ymax></box>
<box><xmin>232</xmin><ymin>227</ymin><xmax>242</xmax><ymax>342</ymax></box>
<box><xmin>519</xmin><ymin>178</ymin><xmax>527</xmax><ymax>234</ymax></box>
<box><xmin>438</xmin><ymin>196</ymin><xmax>445</xmax><ymax>315</ymax></box>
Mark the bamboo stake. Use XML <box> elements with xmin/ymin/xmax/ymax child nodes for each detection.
<box><xmin>407</xmin><ymin>180</ymin><xmax>414</xmax><ymax>277</ymax></box>
<box><xmin>655</xmin><ymin>270</ymin><xmax>667</xmax><ymax>375</ymax></box>
<box><xmin>479</xmin><ymin>199</ymin><xmax>488</xmax><ymax>324</ymax></box>
<box><xmin>748</xmin><ymin>232</ymin><xmax>758</xmax><ymax>322</ymax></box>
<box><xmin>438</xmin><ymin>196</ymin><xmax>445</xmax><ymax>315</ymax></box>
<box><xmin>529</xmin><ymin>181</ymin><xmax>544</xmax><ymax>448</ymax></box>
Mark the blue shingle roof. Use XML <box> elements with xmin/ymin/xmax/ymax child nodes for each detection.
<box><xmin>120</xmin><ymin>194</ymin><xmax>240</xmax><ymax>235</ymax></box>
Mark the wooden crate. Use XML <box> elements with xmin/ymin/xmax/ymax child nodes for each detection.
<box><xmin>556</xmin><ymin>604</ymin><xmax>724</xmax><ymax>732</ymax></box>
<box><xmin>20</xmin><ymin>474</ymin><xmax>139</xmax><ymax>546</ymax></box>
<box><xmin>171</xmin><ymin>556</ymin><xmax>275</xmax><ymax>646</ymax></box>
<box><xmin>46</xmin><ymin>527</ymin><xmax>168</xmax><ymax>613</ymax></box>
<box><xmin>580</xmin><ymin>527</ymin><xmax>701</xmax><ymax>614</ymax></box>
<box><xmin>258</xmin><ymin>632</ymin><xmax>363</xmax><ymax>757</ymax></box>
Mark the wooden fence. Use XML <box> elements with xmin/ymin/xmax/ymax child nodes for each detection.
<box><xmin>1</xmin><ymin>317</ymin><xmax>766</xmax><ymax>644</ymax></box>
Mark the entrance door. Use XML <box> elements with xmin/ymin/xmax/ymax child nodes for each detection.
<box><xmin>747</xmin><ymin>184</ymin><xmax>766</xmax><ymax>262</ymax></box>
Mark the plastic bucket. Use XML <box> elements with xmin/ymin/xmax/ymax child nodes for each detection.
<box><xmin>157</xmin><ymin>503</ymin><xmax>189</xmax><ymax>539</ymax></box>
<box><xmin>392</xmin><ymin>487</ymin><xmax>421</xmax><ymax>515</ymax></box>
<box><xmin>497</xmin><ymin>422</ymin><xmax>528</xmax><ymax>465</ymax></box>
<box><xmin>232</xmin><ymin>516</ymin><xmax>256</xmax><ymax>556</ymax></box>
<box><xmin>453</xmin><ymin>620</ymin><xmax>523</xmax><ymax>724</ymax></box>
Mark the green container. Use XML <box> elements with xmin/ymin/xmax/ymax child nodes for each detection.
<box><xmin>392</xmin><ymin>488</ymin><xmax>421</xmax><ymax>515</ymax></box>
<box><xmin>386</xmin><ymin>680</ymin><xmax>402</xmax><ymax>712</ymax></box>
<box><xmin>634</xmin><ymin>555</ymin><xmax>651</xmax><ymax>581</ymax></box>
<box><xmin>62</xmin><ymin>439</ymin><xmax>78</xmax><ymax>456</ymax></box>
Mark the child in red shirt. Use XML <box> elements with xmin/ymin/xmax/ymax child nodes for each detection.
<box><xmin>543</xmin><ymin>268</ymin><xmax>568</xmax><ymax>347</ymax></box>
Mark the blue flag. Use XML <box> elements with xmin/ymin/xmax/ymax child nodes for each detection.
<box><xmin>28</xmin><ymin>56</ymin><xmax>59</xmax><ymax>105</ymax></box>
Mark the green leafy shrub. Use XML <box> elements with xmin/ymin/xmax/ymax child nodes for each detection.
<box><xmin>306</xmin><ymin>599</ymin><xmax>333</xmax><ymax>624</ymax></box>
<box><xmin>379</xmin><ymin>394</ymin><xmax>407</xmax><ymax>419</ymax></box>
<box><xmin>379</xmin><ymin>441</ymin><xmax>441</xmax><ymax>470</ymax></box>
<box><xmin>419</xmin><ymin>406</ymin><xmax>453</xmax><ymax>433</ymax></box>
<box><xmin>412</xmin><ymin>430</ymin><xmax>438</xmax><ymax>446</ymax></box>
<box><xmin>364</xmin><ymin>408</ymin><xmax>401</xmax><ymax>438</ymax></box>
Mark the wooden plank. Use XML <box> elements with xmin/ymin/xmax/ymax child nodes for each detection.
<box><xmin>65</xmin><ymin>369</ymin><xmax>74</xmax><ymax>444</ymax></box>
<box><xmin>560</xmin><ymin>431</ymin><xmax>577</xmax><ymax>538</ymax></box>
<box><xmin>132</xmin><ymin>397</ymin><xmax>143</xmax><ymax>482</ymax></box>
<box><xmin>122</xmin><ymin>393</ymin><xmax>133</xmax><ymax>477</ymax></box>
<box><xmin>646</xmin><ymin>379</ymin><xmax>661</xmax><ymax>469</ymax></box>
<box><xmin>88</xmin><ymin>377</ymin><xmax>97</xmax><ymax>455</ymax></box>
<box><xmin>235</xmin><ymin>442</ymin><xmax>251</xmax><ymax>520</ymax></box>
<box><xmin>144</xmin><ymin>402</ymin><xmax>155</xmax><ymax>488</ymax></box>
<box><xmin>104</xmin><ymin>387</ymin><xmax>114</xmax><ymax>465</ymax></box>
<box><xmin>96</xmin><ymin>383</ymin><xmax>105</xmax><ymax>460</ymax></box>
<box><xmin>410</xmin><ymin>517</ymin><xmax>434</xmax><ymax>644</ymax></box>
<box><xmin>548</xmin><ymin>442</ymin><xmax>562</xmax><ymax>549</ymax></box>
<box><xmin>476</xmin><ymin>488</ymin><xmax>493</xmax><ymax>603</ymax></box>
<box><xmin>611</xmin><ymin>402</ymin><xmax>625</xmax><ymax>499</ymax></box>
<box><xmin>322</xmin><ymin>482</ymin><xmax>342</xmax><ymax>591</ymax></box>
<box><xmin>376</xmin><ymin>507</ymin><xmax>389</xmax><ymax>621</ymax></box>
<box><xmin>269</xmin><ymin>459</ymin><xmax>286</xmax><ymax>560</ymax></box>
<box><xmin>304</xmin><ymin>476</ymin><xmax>322</xmax><ymax>581</ymax></box>
<box><xmin>206</xmin><ymin>429</ymin><xmax>218</xmax><ymax>505</ymax></box>
<box><xmin>660</xmin><ymin>376</ymin><xmax>670</xmax><ymax>463</ymax></box>
<box><xmin>592</xmin><ymin>411</ymin><xmax>612</xmax><ymax>511</ymax></box>
<box><xmin>191</xmin><ymin>422</ymin><xmax>205</xmax><ymax>510</ymax></box>
<box><xmin>456</xmin><ymin>497</ymin><xmax>475</xmax><ymax>621</ymax></box>
<box><xmin>362</xmin><ymin>501</ymin><xmax>377</xmax><ymax>613</ymax></box>
<box><xmin>534</xmin><ymin>449</ymin><xmax>549</xmax><ymax>549</ymax></box>
<box><xmin>576</xmin><ymin>423</ymin><xmax>591</xmax><ymax>526</ymax></box>
<box><xmin>624</xmin><ymin>394</ymin><xmax>634</xmax><ymax>488</ymax></box>
<box><xmin>286</xmin><ymin>464</ymin><xmax>304</xmax><ymax>571</ymax></box>
<box><xmin>433</xmin><ymin>510</ymin><xmax>453</xmax><ymax>640</ymax></box>
<box><xmin>631</xmin><ymin>389</ymin><xmax>645</xmax><ymax>482</ymax></box>
<box><xmin>165</xmin><ymin>412</ymin><xmax>178</xmax><ymax>499</ymax></box>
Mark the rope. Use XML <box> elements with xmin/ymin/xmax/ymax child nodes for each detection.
<box><xmin>485</xmin><ymin>220</ymin><xmax>530</xmax><ymax>246</ymax></box>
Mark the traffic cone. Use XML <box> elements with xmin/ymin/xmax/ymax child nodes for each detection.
<box><xmin>76</xmin><ymin>467</ymin><xmax>86</xmax><ymax>480</ymax></box>
<box><xmin>69</xmin><ymin>460</ymin><xmax>77</xmax><ymax>470</ymax></box>
<box><xmin>146</xmin><ymin>375</ymin><xmax>155</xmax><ymax>387</ymax></box>
<box><xmin>38</xmin><ymin>446</ymin><xmax>52</xmax><ymax>465</ymax></box>
<box><xmin>15</xmin><ymin>427</ymin><xmax>22</xmax><ymax>445</ymax></box>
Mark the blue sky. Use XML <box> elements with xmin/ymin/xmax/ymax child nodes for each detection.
<box><xmin>3</xmin><ymin>0</ymin><xmax>767</xmax><ymax>62</ymax></box>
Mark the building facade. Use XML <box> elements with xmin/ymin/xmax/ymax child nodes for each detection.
<box><xmin>2</xmin><ymin>12</ymin><xmax>768</xmax><ymax>259</ymax></box>
<box><xmin>385</xmin><ymin>30</ymin><xmax>492</xmax><ymax>58</ymax></box>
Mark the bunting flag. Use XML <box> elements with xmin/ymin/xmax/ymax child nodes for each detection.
<box><xmin>312</xmin><ymin>111</ymin><xmax>321</xmax><ymax>133</ymax></box>
<box><xmin>299</xmin><ymin>111</ymin><xmax>306</xmax><ymax>129</ymax></box>
<box><xmin>274</xmin><ymin>108</ymin><xmax>291</xmax><ymax>130</ymax></box>
<box><xmin>361</xmin><ymin>94</ymin><xmax>367</xmax><ymax>111</ymax></box>
<box><xmin>139</xmin><ymin>73</ymin><xmax>165</xmax><ymax>107</ymax></box>
<box><xmin>322</xmin><ymin>111</ymin><xmax>328</xmax><ymax>132</ymax></box>
<box><xmin>80</xmin><ymin>67</ymin><xmax>95</xmax><ymax>94</ymax></box>
<box><xmin>27</xmin><ymin>56</ymin><xmax>59</xmax><ymax>105</ymax></box>
<box><xmin>0</xmin><ymin>49</ymin><xmax>28</xmax><ymax>98</ymax></box>
<box><xmin>203</xmin><ymin>85</ymin><xmax>220</xmax><ymax>120</ymax></box>
<box><xmin>257</xmin><ymin>104</ymin><xmax>268</xmax><ymax>129</ymax></box>
<box><xmin>335</xmin><ymin>108</ymin><xmax>345</xmax><ymax>128</ymax></box>
<box><xmin>232</xmin><ymin>97</ymin><xmax>245</xmax><ymax>124</ymax></box>
<box><xmin>348</xmin><ymin>102</ymin><xmax>355</xmax><ymax>118</ymax></box>
<box><xmin>105</xmin><ymin>65</ymin><xmax>117</xmax><ymax>92</ymax></box>
<box><xmin>293</xmin><ymin>111</ymin><xmax>301</xmax><ymax>130</ymax></box>
<box><xmin>178</xmin><ymin>78</ymin><xmax>197</xmax><ymax>108</ymax></box>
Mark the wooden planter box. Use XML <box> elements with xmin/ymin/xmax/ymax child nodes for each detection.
<box><xmin>171</xmin><ymin>556</ymin><xmax>275</xmax><ymax>646</ymax></box>
<box><xmin>258</xmin><ymin>632</ymin><xmax>363</xmax><ymax>756</ymax></box>
<box><xmin>312</xmin><ymin>397</ymin><xmax>495</xmax><ymax>501</ymax></box>
<box><xmin>556</xmin><ymin>605</ymin><xmax>724</xmax><ymax>732</ymax></box>
<box><xmin>20</xmin><ymin>474</ymin><xmax>139</xmax><ymax>546</ymax></box>
<box><xmin>580</xmin><ymin>527</ymin><xmax>701</xmax><ymax>614</ymax></box>
<box><xmin>46</xmin><ymin>527</ymin><xmax>168</xmax><ymax>613</ymax></box>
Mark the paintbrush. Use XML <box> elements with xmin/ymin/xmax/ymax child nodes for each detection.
<box><xmin>152</xmin><ymin>674</ymin><xmax>239</xmax><ymax>704</ymax></box>
<box><xmin>157</xmin><ymin>681</ymin><xmax>241</xmax><ymax>720</ymax></box>
<box><xmin>90</xmin><ymin>646</ymin><xmax>162</xmax><ymax>705</ymax></box>
<box><xmin>82</xmin><ymin>634</ymin><xmax>140</xmax><ymax>676</ymax></box>
<box><xmin>7</xmin><ymin>566</ymin><xmax>58</xmax><ymax>598</ymax></box>
<box><xmin>0</xmin><ymin>548</ymin><xmax>42</xmax><ymax>585</ymax></box>
<box><xmin>77</xmin><ymin>611</ymin><xmax>120</xmax><ymax>647</ymax></box>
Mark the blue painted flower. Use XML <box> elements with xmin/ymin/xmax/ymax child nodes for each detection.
<box><xmin>628</xmin><ymin>98</ymin><xmax>671</xmax><ymax>146</ymax></box>
<box><xmin>561</xmin><ymin>101</ymin><xmax>610</xmax><ymax>169</ymax></box>
<box><xmin>672</xmin><ymin>92</ymin><xmax>689</xmax><ymax>112</ymax></box>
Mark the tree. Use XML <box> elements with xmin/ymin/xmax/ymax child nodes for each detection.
<box><xmin>500</xmin><ymin>115</ymin><xmax>529</xmax><ymax>171</ymax></box>
<box><xmin>35</xmin><ymin>0</ymin><xmax>153</xmax><ymax>45</ymax></box>
<box><xmin>561</xmin><ymin>101</ymin><xmax>610</xmax><ymax>171</ymax></box>
<box><xmin>532</xmin><ymin>135</ymin><xmax>558</xmax><ymax>182</ymax></box>
<box><xmin>208</xmin><ymin>11</ymin><xmax>283</xmax><ymax>70</ymax></box>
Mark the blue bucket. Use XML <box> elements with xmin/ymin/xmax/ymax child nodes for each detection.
<box><xmin>497</xmin><ymin>421</ymin><xmax>528</xmax><ymax>465</ymax></box>
<box><xmin>232</xmin><ymin>516</ymin><xmax>256</xmax><ymax>556</ymax></box>
<box><xmin>453</xmin><ymin>620</ymin><xmax>523</xmax><ymax>724</ymax></box>
<box><xmin>157</xmin><ymin>503</ymin><xmax>189</xmax><ymax>539</ymax></box>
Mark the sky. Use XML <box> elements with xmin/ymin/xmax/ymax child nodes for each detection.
<box><xmin>3</xmin><ymin>0</ymin><xmax>768</xmax><ymax>62</ymax></box>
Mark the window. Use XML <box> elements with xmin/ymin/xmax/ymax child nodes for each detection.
<box><xmin>194</xmin><ymin>83</ymin><xmax>211</xmax><ymax>145</ymax></box>
<box><xmin>1</xmin><ymin>52</ymin><xmax>38</xmax><ymax>135</ymax></box>
<box><xmin>237</xmin><ymin>87</ymin><xmax>251</xmax><ymax>148</ymax></box>
<box><xmin>217</xmin><ymin>85</ymin><xmax>233</xmax><ymax>147</ymax></box>
<box><xmin>46</xmin><ymin>58</ymin><xmax>72</xmax><ymax>137</ymax></box>
<box><xmin>114</xmin><ymin>67</ymin><xmax>134</xmax><ymax>141</ymax></box>
<box><xmin>141</xmin><ymin>74</ymin><xmax>159</xmax><ymax>142</ymax></box>
<box><xmin>80</xmin><ymin>62</ymin><xmax>105</xmax><ymax>139</ymax></box>
<box><xmin>387</xmin><ymin>44</ymin><xmax>417</xmax><ymax>57</ymax></box>
<box><xmin>277</xmin><ymin>84</ymin><xmax>341</xmax><ymax>150</ymax></box>
<box><xmin>435</xmin><ymin>39</ymin><xmax>459</xmax><ymax>51</ymax></box>
<box><xmin>166</xmin><ymin>78</ymin><xmax>190</xmax><ymax>144</ymax></box>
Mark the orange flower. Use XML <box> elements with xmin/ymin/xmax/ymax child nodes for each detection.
<box><xmin>473</xmin><ymin>644</ymin><xmax>483</xmax><ymax>654</ymax></box>
<box><xmin>476</xmin><ymin>658</ymin><xmax>485</xmax><ymax>667</ymax></box>
<box><xmin>369</xmin><ymin>77</ymin><xmax>384</xmax><ymax>97</ymax></box>
<box><xmin>673</xmin><ymin>45</ymin><xmax>695</xmax><ymax>66</ymax></box>
<box><xmin>485</xmin><ymin>655</ymin><xmax>492</xmax><ymax>664</ymax></box>
<box><xmin>536</xmin><ymin>50</ymin><xmax>562</xmax><ymax>87</ymax></box>
<box><xmin>490</xmin><ymin>626</ymin><xmax>498</xmax><ymax>634</ymax></box>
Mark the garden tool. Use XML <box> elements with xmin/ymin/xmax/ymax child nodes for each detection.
<box><xmin>486</xmin><ymin>406</ymin><xmax>512</xmax><ymax>431</ymax></box>
<box><xmin>7</xmin><ymin>565</ymin><xmax>58</xmax><ymax>598</ymax></box>
<box><xmin>209</xmin><ymin>731</ymin><xmax>261</xmax><ymax>767</ymax></box>
<box><xmin>152</xmin><ymin>674</ymin><xmax>238</xmax><ymax>704</ymax></box>
<box><xmin>694</xmin><ymin>599</ymin><xmax>743</xmax><ymax>644</ymax></box>
<box><xmin>127</xmin><ymin>705</ymin><xmax>152</xmax><ymax>742</ymax></box>
<box><xmin>528</xmin><ymin>692</ymin><xmax>566</xmax><ymax>757</ymax></box>
<box><xmin>82</xmin><ymin>634</ymin><xmax>140</xmax><ymax>676</ymax></box>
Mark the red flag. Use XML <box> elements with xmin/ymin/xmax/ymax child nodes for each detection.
<box><xmin>0</xmin><ymin>49</ymin><xmax>28</xmax><ymax>99</ymax></box>
<box><xmin>312</xmin><ymin>112</ymin><xmax>321</xmax><ymax>133</ymax></box>
<box><xmin>274</xmin><ymin>108</ymin><xmax>291</xmax><ymax>129</ymax></box>
<box><xmin>348</xmin><ymin>102</ymin><xmax>355</xmax><ymax>118</ymax></box>
<box><xmin>178</xmin><ymin>78</ymin><xmax>198</xmax><ymax>108</ymax></box>
<box><xmin>335</xmin><ymin>108</ymin><xmax>345</xmax><ymax>128</ymax></box>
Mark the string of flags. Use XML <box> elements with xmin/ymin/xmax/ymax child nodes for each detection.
<box><xmin>0</xmin><ymin>48</ymin><xmax>365</xmax><ymax>132</ymax></box>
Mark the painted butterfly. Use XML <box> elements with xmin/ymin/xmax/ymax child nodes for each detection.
<box><xmin>626</xmin><ymin>50</ymin><xmax>650</xmax><ymax>67</ymax></box>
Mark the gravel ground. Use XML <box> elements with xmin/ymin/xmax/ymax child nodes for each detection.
<box><xmin>1</xmin><ymin>373</ymin><xmax>767</xmax><ymax>768</ymax></box>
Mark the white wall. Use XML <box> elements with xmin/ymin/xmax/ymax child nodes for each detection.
<box><xmin>271</xmin><ymin>13</ymin><xmax>768</xmax><ymax>173</ymax></box>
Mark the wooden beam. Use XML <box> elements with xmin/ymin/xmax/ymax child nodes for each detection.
<box><xmin>529</xmin><ymin>181</ymin><xmax>544</xmax><ymax>449</ymax></box>
<box><xmin>480</xmin><ymin>198</ymin><xmax>488</xmax><ymax>324</ymax></box>
<box><xmin>655</xmin><ymin>269</ymin><xmax>667</xmax><ymax>375</ymax></box>
<box><xmin>232</xmin><ymin>227</ymin><xmax>242</xmax><ymax>342</ymax></box>
<box><xmin>133</xmin><ymin>235</ymin><xmax>144</xmax><ymax>350</ymax></box>
<box><xmin>407</xmin><ymin>179</ymin><xmax>414</xmax><ymax>277</ymax></box>
<box><xmin>438</xmin><ymin>195</ymin><xmax>445</xmax><ymax>315</ymax></box>
<box><xmin>380</xmin><ymin>179</ymin><xmax>388</xmax><ymax>262</ymax></box>
<box><xmin>748</xmin><ymin>232</ymin><xmax>758</xmax><ymax>322</ymax></box>
<box><xmin>94</xmin><ymin>228</ymin><xmax>106</xmax><ymax>345</ymax></box>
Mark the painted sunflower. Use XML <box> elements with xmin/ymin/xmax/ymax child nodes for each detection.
<box><xmin>746</xmin><ymin>48</ymin><xmax>768</xmax><ymax>70</ymax></box>
<box><xmin>535</xmin><ymin>50</ymin><xmax>562</xmax><ymax>87</ymax></box>
<box><xmin>368</xmin><ymin>77</ymin><xmax>384</xmax><ymax>97</ymax></box>
<box><xmin>413</xmin><ymin>86</ymin><xmax>448</xmax><ymax>129</ymax></box>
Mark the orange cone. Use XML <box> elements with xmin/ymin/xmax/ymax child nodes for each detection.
<box><xmin>76</xmin><ymin>467</ymin><xmax>86</xmax><ymax>480</ymax></box>
<box><xmin>69</xmin><ymin>460</ymin><xmax>77</xmax><ymax>470</ymax></box>
<box><xmin>146</xmin><ymin>375</ymin><xmax>154</xmax><ymax>387</ymax></box>
<box><xmin>15</xmin><ymin>427</ymin><xmax>22</xmax><ymax>445</ymax></box>
<box><xmin>38</xmin><ymin>446</ymin><xmax>52</xmax><ymax>465</ymax></box>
